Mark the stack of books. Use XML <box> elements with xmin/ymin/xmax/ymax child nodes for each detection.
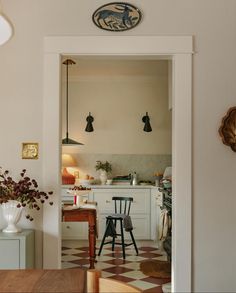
<box><xmin>112</xmin><ymin>175</ymin><xmax>131</xmax><ymax>185</ymax></box>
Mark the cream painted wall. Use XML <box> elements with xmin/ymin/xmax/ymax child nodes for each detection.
<box><xmin>61</xmin><ymin>59</ymin><xmax>171</xmax><ymax>154</ymax></box>
<box><xmin>0</xmin><ymin>0</ymin><xmax>235</xmax><ymax>291</ymax></box>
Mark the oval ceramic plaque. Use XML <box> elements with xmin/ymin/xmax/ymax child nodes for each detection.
<box><xmin>219</xmin><ymin>106</ymin><xmax>236</xmax><ymax>152</ymax></box>
<box><xmin>92</xmin><ymin>2</ymin><xmax>142</xmax><ymax>32</ymax></box>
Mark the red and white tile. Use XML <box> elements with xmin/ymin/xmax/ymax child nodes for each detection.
<box><xmin>62</xmin><ymin>240</ymin><xmax>171</xmax><ymax>293</ymax></box>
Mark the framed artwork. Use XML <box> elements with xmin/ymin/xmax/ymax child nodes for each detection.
<box><xmin>22</xmin><ymin>143</ymin><xmax>39</xmax><ymax>159</ymax></box>
<box><xmin>92</xmin><ymin>2</ymin><xmax>142</xmax><ymax>32</ymax></box>
<box><xmin>219</xmin><ymin>106</ymin><xmax>236</xmax><ymax>152</ymax></box>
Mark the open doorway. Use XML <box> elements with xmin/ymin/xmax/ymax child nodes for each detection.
<box><xmin>60</xmin><ymin>57</ymin><xmax>172</xmax><ymax>292</ymax></box>
<box><xmin>43</xmin><ymin>36</ymin><xmax>192</xmax><ymax>292</ymax></box>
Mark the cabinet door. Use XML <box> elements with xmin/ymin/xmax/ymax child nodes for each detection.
<box><xmin>61</xmin><ymin>222</ymin><xmax>88</xmax><ymax>240</ymax></box>
<box><xmin>97</xmin><ymin>214</ymin><xmax>150</xmax><ymax>240</ymax></box>
<box><xmin>0</xmin><ymin>240</ymin><xmax>20</xmax><ymax>269</ymax></box>
<box><xmin>61</xmin><ymin>186</ymin><xmax>91</xmax><ymax>204</ymax></box>
<box><xmin>92</xmin><ymin>189</ymin><xmax>150</xmax><ymax>214</ymax></box>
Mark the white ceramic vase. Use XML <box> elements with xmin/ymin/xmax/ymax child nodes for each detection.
<box><xmin>1</xmin><ymin>200</ymin><xmax>23</xmax><ymax>233</ymax></box>
<box><xmin>100</xmin><ymin>170</ymin><xmax>108</xmax><ymax>185</ymax></box>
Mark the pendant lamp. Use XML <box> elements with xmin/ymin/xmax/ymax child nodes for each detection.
<box><xmin>62</xmin><ymin>59</ymin><xmax>84</xmax><ymax>145</ymax></box>
<box><xmin>0</xmin><ymin>2</ymin><xmax>13</xmax><ymax>46</ymax></box>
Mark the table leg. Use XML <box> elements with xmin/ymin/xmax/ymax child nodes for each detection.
<box><xmin>88</xmin><ymin>220</ymin><xmax>96</xmax><ymax>269</ymax></box>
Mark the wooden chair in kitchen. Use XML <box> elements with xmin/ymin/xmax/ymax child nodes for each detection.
<box><xmin>87</xmin><ymin>269</ymin><xmax>142</xmax><ymax>293</ymax></box>
<box><xmin>98</xmin><ymin>196</ymin><xmax>138</xmax><ymax>259</ymax></box>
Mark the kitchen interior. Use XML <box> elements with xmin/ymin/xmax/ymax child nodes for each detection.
<box><xmin>61</xmin><ymin>57</ymin><xmax>172</xmax><ymax>292</ymax></box>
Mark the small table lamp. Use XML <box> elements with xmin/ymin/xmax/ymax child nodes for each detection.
<box><xmin>62</xmin><ymin>154</ymin><xmax>78</xmax><ymax>185</ymax></box>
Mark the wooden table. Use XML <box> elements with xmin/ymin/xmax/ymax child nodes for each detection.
<box><xmin>62</xmin><ymin>207</ymin><xmax>97</xmax><ymax>269</ymax></box>
<box><xmin>0</xmin><ymin>268</ymin><xmax>86</xmax><ymax>292</ymax></box>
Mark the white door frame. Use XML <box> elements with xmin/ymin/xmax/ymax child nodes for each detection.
<box><xmin>43</xmin><ymin>36</ymin><xmax>193</xmax><ymax>293</ymax></box>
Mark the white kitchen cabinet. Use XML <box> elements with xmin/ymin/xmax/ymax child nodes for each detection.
<box><xmin>61</xmin><ymin>185</ymin><xmax>158</xmax><ymax>240</ymax></box>
<box><xmin>97</xmin><ymin>213</ymin><xmax>150</xmax><ymax>240</ymax></box>
<box><xmin>0</xmin><ymin>229</ymin><xmax>34</xmax><ymax>269</ymax></box>
<box><xmin>91</xmin><ymin>188</ymin><xmax>151</xmax><ymax>240</ymax></box>
<box><xmin>61</xmin><ymin>222</ymin><xmax>89</xmax><ymax>240</ymax></box>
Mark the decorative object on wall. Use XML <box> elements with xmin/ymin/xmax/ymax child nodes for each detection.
<box><xmin>0</xmin><ymin>168</ymin><xmax>53</xmax><ymax>231</ymax></box>
<box><xmin>219</xmin><ymin>106</ymin><xmax>236</xmax><ymax>152</ymax></box>
<box><xmin>62</xmin><ymin>154</ymin><xmax>77</xmax><ymax>184</ymax></box>
<box><xmin>92</xmin><ymin>2</ymin><xmax>142</xmax><ymax>32</ymax></box>
<box><xmin>85</xmin><ymin>112</ymin><xmax>94</xmax><ymax>132</ymax></box>
<box><xmin>142</xmin><ymin>112</ymin><xmax>152</xmax><ymax>132</ymax></box>
<box><xmin>22</xmin><ymin>143</ymin><xmax>39</xmax><ymax>159</ymax></box>
<box><xmin>0</xmin><ymin>2</ymin><xmax>13</xmax><ymax>45</ymax></box>
<box><xmin>62</xmin><ymin>59</ymin><xmax>84</xmax><ymax>145</ymax></box>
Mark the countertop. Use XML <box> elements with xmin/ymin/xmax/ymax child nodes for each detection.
<box><xmin>62</xmin><ymin>184</ymin><xmax>158</xmax><ymax>190</ymax></box>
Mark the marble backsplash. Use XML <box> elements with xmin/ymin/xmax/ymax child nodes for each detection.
<box><xmin>72</xmin><ymin>154</ymin><xmax>171</xmax><ymax>182</ymax></box>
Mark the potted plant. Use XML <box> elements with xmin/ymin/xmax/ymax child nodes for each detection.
<box><xmin>0</xmin><ymin>168</ymin><xmax>53</xmax><ymax>233</ymax></box>
<box><xmin>95</xmin><ymin>161</ymin><xmax>112</xmax><ymax>185</ymax></box>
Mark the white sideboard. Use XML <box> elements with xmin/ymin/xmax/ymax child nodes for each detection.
<box><xmin>0</xmin><ymin>229</ymin><xmax>35</xmax><ymax>269</ymax></box>
<box><xmin>61</xmin><ymin>185</ymin><xmax>160</xmax><ymax>241</ymax></box>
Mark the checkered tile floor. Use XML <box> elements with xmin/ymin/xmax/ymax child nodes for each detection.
<box><xmin>62</xmin><ymin>240</ymin><xmax>171</xmax><ymax>292</ymax></box>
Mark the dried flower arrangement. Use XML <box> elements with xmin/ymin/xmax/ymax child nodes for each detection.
<box><xmin>0</xmin><ymin>168</ymin><xmax>53</xmax><ymax>221</ymax></box>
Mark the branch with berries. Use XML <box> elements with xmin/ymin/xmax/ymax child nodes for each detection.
<box><xmin>0</xmin><ymin>168</ymin><xmax>53</xmax><ymax>221</ymax></box>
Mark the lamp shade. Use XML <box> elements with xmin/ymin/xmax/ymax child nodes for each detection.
<box><xmin>62</xmin><ymin>154</ymin><xmax>77</xmax><ymax>167</ymax></box>
<box><xmin>0</xmin><ymin>9</ymin><xmax>13</xmax><ymax>46</ymax></box>
<box><xmin>61</xmin><ymin>154</ymin><xmax>77</xmax><ymax>185</ymax></box>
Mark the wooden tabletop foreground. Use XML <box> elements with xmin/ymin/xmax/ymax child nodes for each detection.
<box><xmin>0</xmin><ymin>269</ymin><xmax>87</xmax><ymax>293</ymax></box>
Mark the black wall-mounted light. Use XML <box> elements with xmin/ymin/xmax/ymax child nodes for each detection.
<box><xmin>85</xmin><ymin>112</ymin><xmax>94</xmax><ymax>132</ymax></box>
<box><xmin>142</xmin><ymin>112</ymin><xmax>152</xmax><ymax>132</ymax></box>
<box><xmin>62</xmin><ymin>59</ymin><xmax>84</xmax><ymax>145</ymax></box>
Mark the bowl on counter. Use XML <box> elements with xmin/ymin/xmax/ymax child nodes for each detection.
<box><xmin>139</xmin><ymin>180</ymin><xmax>152</xmax><ymax>186</ymax></box>
<box><xmin>75</xmin><ymin>179</ymin><xmax>94</xmax><ymax>186</ymax></box>
<box><xmin>106</xmin><ymin>179</ymin><xmax>113</xmax><ymax>185</ymax></box>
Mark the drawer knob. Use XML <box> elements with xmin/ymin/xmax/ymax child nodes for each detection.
<box><xmin>66</xmin><ymin>226</ymin><xmax>70</xmax><ymax>229</ymax></box>
<box><xmin>105</xmin><ymin>200</ymin><xmax>111</xmax><ymax>203</ymax></box>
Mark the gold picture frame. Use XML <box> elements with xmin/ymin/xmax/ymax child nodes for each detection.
<box><xmin>22</xmin><ymin>143</ymin><xmax>39</xmax><ymax>159</ymax></box>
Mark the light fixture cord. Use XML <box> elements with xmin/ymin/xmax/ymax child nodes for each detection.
<box><xmin>66</xmin><ymin>61</ymin><xmax>69</xmax><ymax>139</ymax></box>
<box><xmin>0</xmin><ymin>2</ymin><xmax>3</xmax><ymax>14</ymax></box>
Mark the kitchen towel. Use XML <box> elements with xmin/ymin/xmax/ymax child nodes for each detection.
<box><xmin>107</xmin><ymin>213</ymin><xmax>133</xmax><ymax>231</ymax></box>
<box><xmin>159</xmin><ymin>208</ymin><xmax>171</xmax><ymax>241</ymax></box>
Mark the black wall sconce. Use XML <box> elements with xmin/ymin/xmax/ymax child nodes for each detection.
<box><xmin>142</xmin><ymin>112</ymin><xmax>152</xmax><ymax>132</ymax></box>
<box><xmin>85</xmin><ymin>112</ymin><xmax>94</xmax><ymax>132</ymax></box>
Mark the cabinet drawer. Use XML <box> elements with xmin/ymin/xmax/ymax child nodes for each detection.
<box><xmin>93</xmin><ymin>189</ymin><xmax>150</xmax><ymax>214</ymax></box>
<box><xmin>0</xmin><ymin>230</ymin><xmax>34</xmax><ymax>269</ymax></box>
<box><xmin>61</xmin><ymin>222</ymin><xmax>88</xmax><ymax>240</ymax></box>
<box><xmin>97</xmin><ymin>214</ymin><xmax>150</xmax><ymax>240</ymax></box>
<box><xmin>61</xmin><ymin>187</ymin><xmax>91</xmax><ymax>204</ymax></box>
<box><xmin>0</xmin><ymin>240</ymin><xmax>20</xmax><ymax>269</ymax></box>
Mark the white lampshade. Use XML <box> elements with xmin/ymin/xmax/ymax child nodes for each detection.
<box><xmin>62</xmin><ymin>154</ymin><xmax>77</xmax><ymax>167</ymax></box>
<box><xmin>0</xmin><ymin>11</ymin><xmax>13</xmax><ymax>46</ymax></box>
